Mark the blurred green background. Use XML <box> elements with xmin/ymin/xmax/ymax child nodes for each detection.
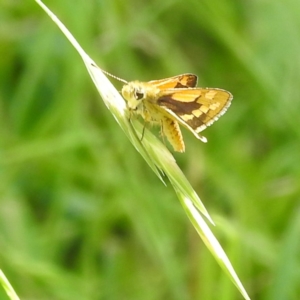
<box><xmin>1</xmin><ymin>0</ymin><xmax>300</xmax><ymax>299</ymax></box>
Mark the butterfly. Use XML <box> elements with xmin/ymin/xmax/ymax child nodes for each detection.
<box><xmin>119</xmin><ymin>73</ymin><xmax>232</xmax><ymax>152</ymax></box>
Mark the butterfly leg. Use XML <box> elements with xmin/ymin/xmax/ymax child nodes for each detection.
<box><xmin>159</xmin><ymin>119</ymin><xmax>167</xmax><ymax>146</ymax></box>
<box><xmin>140</xmin><ymin>122</ymin><xmax>147</xmax><ymax>141</ymax></box>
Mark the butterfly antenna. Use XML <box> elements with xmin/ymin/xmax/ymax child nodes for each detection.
<box><xmin>100</xmin><ymin>68</ymin><xmax>128</xmax><ymax>84</ymax></box>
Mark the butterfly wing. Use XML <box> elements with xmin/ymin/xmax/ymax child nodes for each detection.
<box><xmin>148</xmin><ymin>74</ymin><xmax>198</xmax><ymax>89</ymax></box>
<box><xmin>155</xmin><ymin>88</ymin><xmax>232</xmax><ymax>142</ymax></box>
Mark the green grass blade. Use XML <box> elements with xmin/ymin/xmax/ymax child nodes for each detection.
<box><xmin>0</xmin><ymin>270</ymin><xmax>20</xmax><ymax>300</ymax></box>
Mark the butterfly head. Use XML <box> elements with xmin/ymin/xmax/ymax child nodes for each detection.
<box><xmin>121</xmin><ymin>81</ymin><xmax>148</xmax><ymax>110</ymax></box>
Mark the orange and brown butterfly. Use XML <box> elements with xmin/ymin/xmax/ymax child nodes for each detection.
<box><xmin>104</xmin><ymin>72</ymin><xmax>232</xmax><ymax>152</ymax></box>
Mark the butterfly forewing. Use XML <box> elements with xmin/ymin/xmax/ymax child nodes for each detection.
<box><xmin>157</xmin><ymin>88</ymin><xmax>232</xmax><ymax>133</ymax></box>
<box><xmin>148</xmin><ymin>74</ymin><xmax>198</xmax><ymax>89</ymax></box>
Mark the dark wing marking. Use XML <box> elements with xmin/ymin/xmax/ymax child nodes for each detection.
<box><xmin>158</xmin><ymin>94</ymin><xmax>201</xmax><ymax>114</ymax></box>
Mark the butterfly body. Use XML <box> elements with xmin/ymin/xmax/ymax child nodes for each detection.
<box><xmin>121</xmin><ymin>74</ymin><xmax>232</xmax><ymax>152</ymax></box>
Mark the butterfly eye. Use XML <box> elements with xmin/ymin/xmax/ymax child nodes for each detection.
<box><xmin>134</xmin><ymin>90</ymin><xmax>144</xmax><ymax>100</ymax></box>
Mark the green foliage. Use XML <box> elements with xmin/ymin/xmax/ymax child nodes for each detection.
<box><xmin>0</xmin><ymin>1</ymin><xmax>300</xmax><ymax>299</ymax></box>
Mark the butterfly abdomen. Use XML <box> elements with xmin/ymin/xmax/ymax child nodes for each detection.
<box><xmin>162</xmin><ymin>117</ymin><xmax>185</xmax><ymax>152</ymax></box>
